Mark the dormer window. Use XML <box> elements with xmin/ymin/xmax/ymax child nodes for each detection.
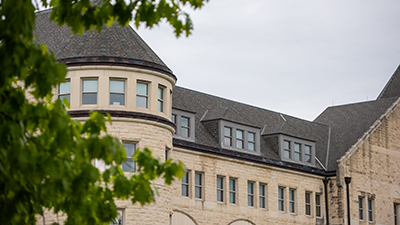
<box><xmin>219</xmin><ymin>120</ymin><xmax>260</xmax><ymax>154</ymax></box>
<box><xmin>279</xmin><ymin>135</ymin><xmax>315</xmax><ymax>166</ymax></box>
<box><xmin>172</xmin><ymin>109</ymin><xmax>195</xmax><ymax>142</ymax></box>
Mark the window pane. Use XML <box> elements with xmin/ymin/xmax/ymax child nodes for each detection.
<box><xmin>217</xmin><ymin>177</ymin><xmax>223</xmax><ymax>189</ymax></box>
<box><xmin>248</xmin><ymin>182</ymin><xmax>254</xmax><ymax>194</ymax></box>
<box><xmin>83</xmin><ymin>80</ymin><xmax>97</xmax><ymax>92</ymax></box>
<box><xmin>182</xmin><ymin>172</ymin><xmax>188</xmax><ymax>183</ymax></box>
<box><xmin>59</xmin><ymin>94</ymin><xmax>70</xmax><ymax>103</ymax></box>
<box><xmin>59</xmin><ymin>81</ymin><xmax>70</xmax><ymax>94</ymax></box>
<box><xmin>248</xmin><ymin>142</ymin><xmax>255</xmax><ymax>151</ymax></box>
<box><xmin>224</xmin><ymin>127</ymin><xmax>231</xmax><ymax>136</ymax></box>
<box><xmin>217</xmin><ymin>190</ymin><xmax>223</xmax><ymax>202</ymax></box>
<box><xmin>82</xmin><ymin>93</ymin><xmax>97</xmax><ymax>104</ymax></box>
<box><xmin>305</xmin><ymin>155</ymin><xmax>311</xmax><ymax>163</ymax></box>
<box><xmin>289</xmin><ymin>190</ymin><xmax>294</xmax><ymax>200</ymax></box>
<box><xmin>229</xmin><ymin>192</ymin><xmax>236</xmax><ymax>204</ymax></box>
<box><xmin>236</xmin><ymin>130</ymin><xmax>243</xmax><ymax>139</ymax></box>
<box><xmin>136</xmin><ymin>96</ymin><xmax>147</xmax><ymax>108</ymax></box>
<box><xmin>284</xmin><ymin>150</ymin><xmax>290</xmax><ymax>159</ymax></box>
<box><xmin>306</xmin><ymin>192</ymin><xmax>310</xmax><ymax>203</ymax></box>
<box><xmin>181</xmin><ymin>117</ymin><xmax>189</xmax><ymax>127</ymax></box>
<box><xmin>248</xmin><ymin>132</ymin><xmax>255</xmax><ymax>142</ymax></box>
<box><xmin>181</xmin><ymin>127</ymin><xmax>189</xmax><ymax>138</ymax></box>
<box><xmin>294</xmin><ymin>143</ymin><xmax>301</xmax><ymax>152</ymax></box>
<box><xmin>306</xmin><ymin>205</ymin><xmax>311</xmax><ymax>215</ymax></box>
<box><xmin>195</xmin><ymin>173</ymin><xmax>202</xmax><ymax>185</ymax></box>
<box><xmin>229</xmin><ymin>179</ymin><xmax>235</xmax><ymax>191</ymax></box>
<box><xmin>110</xmin><ymin>80</ymin><xmax>124</xmax><ymax>92</ymax></box>
<box><xmin>122</xmin><ymin>158</ymin><xmax>135</xmax><ymax>172</ymax></box>
<box><xmin>158</xmin><ymin>100</ymin><xmax>163</xmax><ymax>112</ymax></box>
<box><xmin>137</xmin><ymin>82</ymin><xmax>147</xmax><ymax>95</ymax></box>
<box><xmin>279</xmin><ymin>188</ymin><xmax>284</xmax><ymax>199</ymax></box>
<box><xmin>224</xmin><ymin>137</ymin><xmax>232</xmax><ymax>146</ymax></box>
<box><xmin>158</xmin><ymin>87</ymin><xmax>163</xmax><ymax>99</ymax></box>
<box><xmin>181</xmin><ymin>184</ymin><xmax>188</xmax><ymax>197</ymax></box>
<box><xmin>195</xmin><ymin>186</ymin><xmax>201</xmax><ymax>199</ymax></box>
<box><xmin>305</xmin><ymin>145</ymin><xmax>311</xmax><ymax>154</ymax></box>
<box><xmin>284</xmin><ymin>140</ymin><xmax>290</xmax><ymax>149</ymax></box>
<box><xmin>259</xmin><ymin>184</ymin><xmax>265</xmax><ymax>196</ymax></box>
<box><xmin>172</xmin><ymin>114</ymin><xmax>176</xmax><ymax>124</ymax></box>
<box><xmin>236</xmin><ymin>140</ymin><xmax>243</xmax><ymax>149</ymax></box>
<box><xmin>110</xmin><ymin>93</ymin><xmax>124</xmax><ymax>105</ymax></box>
<box><xmin>124</xmin><ymin>143</ymin><xmax>136</xmax><ymax>157</ymax></box>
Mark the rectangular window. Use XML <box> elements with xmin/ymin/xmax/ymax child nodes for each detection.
<box><xmin>368</xmin><ymin>199</ymin><xmax>373</xmax><ymax>222</ymax></box>
<box><xmin>59</xmin><ymin>80</ymin><xmax>70</xmax><ymax>103</ymax></box>
<box><xmin>289</xmin><ymin>189</ymin><xmax>296</xmax><ymax>213</ymax></box>
<box><xmin>195</xmin><ymin>172</ymin><xmax>203</xmax><ymax>199</ymax></box>
<box><xmin>236</xmin><ymin>130</ymin><xmax>244</xmax><ymax>149</ymax></box>
<box><xmin>157</xmin><ymin>86</ymin><xmax>164</xmax><ymax>112</ymax></box>
<box><xmin>305</xmin><ymin>192</ymin><xmax>311</xmax><ymax>216</ymax></box>
<box><xmin>248</xmin><ymin>132</ymin><xmax>255</xmax><ymax>151</ymax></box>
<box><xmin>82</xmin><ymin>79</ymin><xmax>97</xmax><ymax>104</ymax></box>
<box><xmin>247</xmin><ymin>181</ymin><xmax>255</xmax><ymax>207</ymax></box>
<box><xmin>259</xmin><ymin>183</ymin><xmax>266</xmax><ymax>209</ymax></box>
<box><xmin>316</xmin><ymin>193</ymin><xmax>322</xmax><ymax>217</ymax></box>
<box><xmin>278</xmin><ymin>187</ymin><xmax>285</xmax><ymax>211</ymax></box>
<box><xmin>181</xmin><ymin>116</ymin><xmax>190</xmax><ymax>138</ymax></box>
<box><xmin>110</xmin><ymin>80</ymin><xmax>125</xmax><ymax>105</ymax></box>
<box><xmin>122</xmin><ymin>143</ymin><xmax>136</xmax><ymax>172</ymax></box>
<box><xmin>359</xmin><ymin>197</ymin><xmax>364</xmax><ymax>220</ymax></box>
<box><xmin>284</xmin><ymin>140</ymin><xmax>291</xmax><ymax>159</ymax></box>
<box><xmin>395</xmin><ymin>204</ymin><xmax>399</xmax><ymax>225</ymax></box>
<box><xmin>171</xmin><ymin>114</ymin><xmax>176</xmax><ymax>124</ymax></box>
<box><xmin>294</xmin><ymin>143</ymin><xmax>301</xmax><ymax>161</ymax></box>
<box><xmin>181</xmin><ymin>171</ymin><xmax>189</xmax><ymax>197</ymax></box>
<box><xmin>136</xmin><ymin>82</ymin><xmax>148</xmax><ymax>108</ymax></box>
<box><xmin>217</xmin><ymin>176</ymin><xmax>224</xmax><ymax>202</ymax></box>
<box><xmin>305</xmin><ymin>145</ymin><xmax>312</xmax><ymax>163</ymax></box>
<box><xmin>224</xmin><ymin>127</ymin><xmax>232</xmax><ymax>146</ymax></box>
<box><xmin>229</xmin><ymin>178</ymin><xmax>236</xmax><ymax>204</ymax></box>
<box><xmin>109</xmin><ymin>209</ymin><xmax>124</xmax><ymax>225</ymax></box>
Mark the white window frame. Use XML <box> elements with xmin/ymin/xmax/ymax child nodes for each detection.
<box><xmin>247</xmin><ymin>181</ymin><xmax>255</xmax><ymax>207</ymax></box>
<box><xmin>367</xmin><ymin>198</ymin><xmax>374</xmax><ymax>222</ymax></box>
<box><xmin>194</xmin><ymin>172</ymin><xmax>203</xmax><ymax>200</ymax></box>
<box><xmin>278</xmin><ymin>186</ymin><xmax>285</xmax><ymax>212</ymax></box>
<box><xmin>316</xmin><ymin>193</ymin><xmax>322</xmax><ymax>218</ymax></box>
<box><xmin>219</xmin><ymin>120</ymin><xmax>260</xmax><ymax>155</ymax></box>
<box><xmin>305</xmin><ymin>191</ymin><xmax>312</xmax><ymax>216</ymax></box>
<box><xmin>58</xmin><ymin>79</ymin><xmax>71</xmax><ymax>103</ymax></box>
<box><xmin>279</xmin><ymin>135</ymin><xmax>316</xmax><ymax>166</ymax></box>
<box><xmin>181</xmin><ymin>170</ymin><xmax>190</xmax><ymax>197</ymax></box>
<box><xmin>216</xmin><ymin>176</ymin><xmax>225</xmax><ymax>203</ymax></box>
<box><xmin>172</xmin><ymin>109</ymin><xmax>195</xmax><ymax>142</ymax></box>
<box><xmin>136</xmin><ymin>81</ymin><xmax>149</xmax><ymax>108</ymax></box>
<box><xmin>229</xmin><ymin>178</ymin><xmax>237</xmax><ymax>204</ymax></box>
<box><xmin>110</xmin><ymin>79</ymin><xmax>125</xmax><ymax>106</ymax></box>
<box><xmin>157</xmin><ymin>85</ymin><xmax>164</xmax><ymax>112</ymax></box>
<box><xmin>259</xmin><ymin>183</ymin><xmax>267</xmax><ymax>209</ymax></box>
<box><xmin>289</xmin><ymin>188</ymin><xmax>296</xmax><ymax>214</ymax></box>
<box><xmin>82</xmin><ymin>78</ymin><xmax>98</xmax><ymax>105</ymax></box>
<box><xmin>122</xmin><ymin>142</ymin><xmax>136</xmax><ymax>172</ymax></box>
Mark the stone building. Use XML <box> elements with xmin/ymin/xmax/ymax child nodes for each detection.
<box><xmin>35</xmin><ymin>9</ymin><xmax>400</xmax><ymax>225</ymax></box>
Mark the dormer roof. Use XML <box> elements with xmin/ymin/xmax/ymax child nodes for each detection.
<box><xmin>34</xmin><ymin>9</ymin><xmax>176</xmax><ymax>80</ymax></box>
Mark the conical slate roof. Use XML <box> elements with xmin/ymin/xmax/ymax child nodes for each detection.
<box><xmin>34</xmin><ymin>9</ymin><xmax>176</xmax><ymax>80</ymax></box>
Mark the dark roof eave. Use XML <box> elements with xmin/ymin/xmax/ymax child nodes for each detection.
<box><xmin>60</xmin><ymin>56</ymin><xmax>177</xmax><ymax>81</ymax></box>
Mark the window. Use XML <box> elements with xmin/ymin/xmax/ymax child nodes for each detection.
<box><xmin>224</xmin><ymin>127</ymin><xmax>232</xmax><ymax>146</ymax></box>
<box><xmin>110</xmin><ymin>80</ymin><xmax>125</xmax><ymax>105</ymax></box>
<box><xmin>289</xmin><ymin>189</ymin><xmax>296</xmax><ymax>213</ymax></box>
<box><xmin>305</xmin><ymin>192</ymin><xmax>311</xmax><ymax>216</ymax></box>
<box><xmin>217</xmin><ymin>176</ymin><xmax>224</xmax><ymax>202</ymax></box>
<box><xmin>109</xmin><ymin>209</ymin><xmax>124</xmax><ymax>224</ymax></box>
<box><xmin>248</xmin><ymin>132</ymin><xmax>255</xmax><ymax>151</ymax></box>
<box><xmin>395</xmin><ymin>204</ymin><xmax>399</xmax><ymax>225</ymax></box>
<box><xmin>359</xmin><ymin>197</ymin><xmax>364</xmax><ymax>220</ymax></box>
<box><xmin>278</xmin><ymin>187</ymin><xmax>285</xmax><ymax>212</ymax></box>
<box><xmin>259</xmin><ymin>183</ymin><xmax>266</xmax><ymax>209</ymax></box>
<box><xmin>316</xmin><ymin>193</ymin><xmax>322</xmax><ymax>217</ymax></box>
<box><xmin>136</xmin><ymin>82</ymin><xmax>148</xmax><ymax>108</ymax></box>
<box><xmin>280</xmin><ymin>135</ymin><xmax>315</xmax><ymax>166</ymax></box>
<box><xmin>122</xmin><ymin>143</ymin><xmax>136</xmax><ymax>172</ymax></box>
<box><xmin>181</xmin><ymin>171</ymin><xmax>189</xmax><ymax>197</ymax></box>
<box><xmin>229</xmin><ymin>178</ymin><xmax>236</xmax><ymax>204</ymax></box>
<box><xmin>283</xmin><ymin>140</ymin><xmax>291</xmax><ymax>159</ymax></box>
<box><xmin>181</xmin><ymin>116</ymin><xmax>190</xmax><ymax>138</ymax></box>
<box><xmin>236</xmin><ymin>130</ymin><xmax>244</xmax><ymax>149</ymax></box>
<box><xmin>172</xmin><ymin>109</ymin><xmax>195</xmax><ymax>141</ymax></box>
<box><xmin>247</xmin><ymin>181</ymin><xmax>255</xmax><ymax>207</ymax></box>
<box><xmin>158</xmin><ymin>86</ymin><xmax>164</xmax><ymax>112</ymax></box>
<box><xmin>82</xmin><ymin>79</ymin><xmax>97</xmax><ymax>104</ymax></box>
<box><xmin>58</xmin><ymin>80</ymin><xmax>70</xmax><ymax>103</ymax></box>
<box><xmin>368</xmin><ymin>198</ymin><xmax>373</xmax><ymax>222</ymax></box>
<box><xmin>294</xmin><ymin>143</ymin><xmax>301</xmax><ymax>161</ymax></box>
<box><xmin>195</xmin><ymin>172</ymin><xmax>203</xmax><ymax>199</ymax></box>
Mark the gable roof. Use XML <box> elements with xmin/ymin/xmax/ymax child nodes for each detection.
<box><xmin>314</xmin><ymin>97</ymin><xmax>399</xmax><ymax>171</ymax></box>
<box><xmin>34</xmin><ymin>9</ymin><xmax>175</xmax><ymax>80</ymax></box>
<box><xmin>172</xmin><ymin>86</ymin><xmax>330</xmax><ymax>169</ymax></box>
<box><xmin>377</xmin><ymin>64</ymin><xmax>400</xmax><ymax>99</ymax></box>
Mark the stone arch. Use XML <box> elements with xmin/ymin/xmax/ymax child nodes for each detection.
<box><xmin>171</xmin><ymin>209</ymin><xmax>198</xmax><ymax>225</ymax></box>
<box><xmin>228</xmin><ymin>219</ymin><xmax>256</xmax><ymax>225</ymax></box>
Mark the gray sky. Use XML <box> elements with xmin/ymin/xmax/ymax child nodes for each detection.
<box><xmin>137</xmin><ymin>0</ymin><xmax>400</xmax><ymax>121</ymax></box>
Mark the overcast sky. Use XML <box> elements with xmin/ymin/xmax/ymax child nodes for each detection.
<box><xmin>137</xmin><ymin>0</ymin><xmax>400</xmax><ymax>121</ymax></box>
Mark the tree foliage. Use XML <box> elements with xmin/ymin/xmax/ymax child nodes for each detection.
<box><xmin>0</xmin><ymin>0</ymin><xmax>207</xmax><ymax>224</ymax></box>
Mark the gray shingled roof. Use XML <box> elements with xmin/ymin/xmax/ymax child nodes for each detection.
<box><xmin>314</xmin><ymin>97</ymin><xmax>399</xmax><ymax>171</ymax></box>
<box><xmin>34</xmin><ymin>9</ymin><xmax>175</xmax><ymax>79</ymax></box>
<box><xmin>173</xmin><ymin>86</ymin><xmax>330</xmax><ymax>168</ymax></box>
<box><xmin>377</xmin><ymin>64</ymin><xmax>400</xmax><ymax>100</ymax></box>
